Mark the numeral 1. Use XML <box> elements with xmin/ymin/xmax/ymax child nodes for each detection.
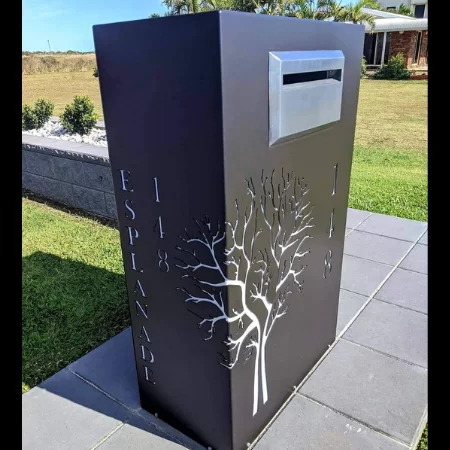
<box><xmin>332</xmin><ymin>164</ymin><xmax>338</xmax><ymax>195</ymax></box>
<box><xmin>153</xmin><ymin>177</ymin><xmax>160</xmax><ymax>203</ymax></box>
<box><xmin>328</xmin><ymin>208</ymin><xmax>335</xmax><ymax>239</ymax></box>
<box><xmin>323</xmin><ymin>250</ymin><xmax>332</xmax><ymax>279</ymax></box>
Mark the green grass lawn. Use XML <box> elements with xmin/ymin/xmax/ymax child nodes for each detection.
<box><xmin>349</xmin><ymin>79</ymin><xmax>427</xmax><ymax>221</ymax></box>
<box><xmin>22</xmin><ymin>197</ymin><xmax>128</xmax><ymax>393</ymax></box>
<box><xmin>418</xmin><ymin>424</ymin><xmax>428</xmax><ymax>450</ymax></box>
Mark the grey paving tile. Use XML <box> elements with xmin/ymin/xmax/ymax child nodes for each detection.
<box><xmin>97</xmin><ymin>415</ymin><xmax>189</xmax><ymax>450</ymax></box>
<box><xmin>346</xmin><ymin>208</ymin><xmax>371</xmax><ymax>229</ymax></box>
<box><xmin>375</xmin><ymin>268</ymin><xmax>427</xmax><ymax>314</ymax></box>
<box><xmin>22</xmin><ymin>368</ymin><xmax>131</xmax><ymax>450</ymax></box>
<box><xmin>399</xmin><ymin>245</ymin><xmax>427</xmax><ymax>274</ymax></box>
<box><xmin>344</xmin><ymin>231</ymin><xmax>412</xmax><ymax>266</ymax></box>
<box><xmin>418</xmin><ymin>231</ymin><xmax>427</xmax><ymax>245</ymax></box>
<box><xmin>345</xmin><ymin>227</ymin><xmax>352</xmax><ymax>236</ymax></box>
<box><xmin>357</xmin><ymin>213</ymin><xmax>427</xmax><ymax>242</ymax></box>
<box><xmin>344</xmin><ymin>300</ymin><xmax>427</xmax><ymax>367</ymax></box>
<box><xmin>340</xmin><ymin>255</ymin><xmax>393</xmax><ymax>296</ymax></box>
<box><xmin>336</xmin><ymin>290</ymin><xmax>367</xmax><ymax>336</ymax></box>
<box><xmin>70</xmin><ymin>328</ymin><xmax>140</xmax><ymax>410</ymax></box>
<box><xmin>255</xmin><ymin>395</ymin><xmax>405</xmax><ymax>450</ymax></box>
<box><xmin>300</xmin><ymin>340</ymin><xmax>428</xmax><ymax>445</ymax></box>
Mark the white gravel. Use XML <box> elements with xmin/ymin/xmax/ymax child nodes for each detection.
<box><xmin>22</xmin><ymin>119</ymin><xmax>107</xmax><ymax>147</ymax></box>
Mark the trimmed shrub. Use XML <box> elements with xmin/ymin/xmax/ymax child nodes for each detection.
<box><xmin>61</xmin><ymin>95</ymin><xmax>98</xmax><ymax>135</ymax></box>
<box><xmin>22</xmin><ymin>105</ymin><xmax>36</xmax><ymax>130</ymax></box>
<box><xmin>361</xmin><ymin>56</ymin><xmax>367</xmax><ymax>78</ymax></box>
<box><xmin>22</xmin><ymin>98</ymin><xmax>54</xmax><ymax>130</ymax></box>
<box><xmin>33</xmin><ymin>98</ymin><xmax>54</xmax><ymax>129</ymax></box>
<box><xmin>372</xmin><ymin>54</ymin><xmax>410</xmax><ymax>80</ymax></box>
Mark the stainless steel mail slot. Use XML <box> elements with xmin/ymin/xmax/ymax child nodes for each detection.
<box><xmin>269</xmin><ymin>50</ymin><xmax>345</xmax><ymax>146</ymax></box>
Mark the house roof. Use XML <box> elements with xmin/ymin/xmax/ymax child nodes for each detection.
<box><xmin>360</xmin><ymin>7</ymin><xmax>415</xmax><ymax>20</ymax></box>
<box><xmin>367</xmin><ymin>17</ymin><xmax>428</xmax><ymax>32</ymax></box>
<box><xmin>361</xmin><ymin>8</ymin><xmax>428</xmax><ymax>32</ymax></box>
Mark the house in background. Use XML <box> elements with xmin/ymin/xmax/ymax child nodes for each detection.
<box><xmin>361</xmin><ymin>7</ymin><xmax>428</xmax><ymax>70</ymax></box>
<box><xmin>376</xmin><ymin>0</ymin><xmax>428</xmax><ymax>18</ymax></box>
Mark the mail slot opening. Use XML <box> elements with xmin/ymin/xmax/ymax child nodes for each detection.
<box><xmin>283</xmin><ymin>69</ymin><xmax>342</xmax><ymax>85</ymax></box>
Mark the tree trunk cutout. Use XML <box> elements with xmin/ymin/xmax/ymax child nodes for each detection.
<box><xmin>176</xmin><ymin>169</ymin><xmax>314</xmax><ymax>416</ymax></box>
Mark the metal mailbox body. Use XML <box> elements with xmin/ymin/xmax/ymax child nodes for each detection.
<box><xmin>93</xmin><ymin>11</ymin><xmax>364</xmax><ymax>450</ymax></box>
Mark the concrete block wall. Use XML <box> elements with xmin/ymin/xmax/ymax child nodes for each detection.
<box><xmin>22</xmin><ymin>136</ymin><xmax>117</xmax><ymax>220</ymax></box>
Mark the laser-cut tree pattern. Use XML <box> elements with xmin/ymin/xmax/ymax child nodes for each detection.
<box><xmin>176</xmin><ymin>169</ymin><xmax>314</xmax><ymax>416</ymax></box>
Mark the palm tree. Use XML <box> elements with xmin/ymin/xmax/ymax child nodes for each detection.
<box><xmin>255</xmin><ymin>0</ymin><xmax>287</xmax><ymax>16</ymax></box>
<box><xmin>290</xmin><ymin>0</ymin><xmax>322</xmax><ymax>19</ymax></box>
<box><xmin>162</xmin><ymin>0</ymin><xmax>198</xmax><ymax>14</ymax></box>
<box><xmin>157</xmin><ymin>0</ymin><xmax>380</xmax><ymax>29</ymax></box>
<box><xmin>398</xmin><ymin>3</ymin><xmax>413</xmax><ymax>16</ymax></box>
<box><xmin>343</xmin><ymin>0</ymin><xmax>378</xmax><ymax>28</ymax></box>
<box><xmin>231</xmin><ymin>0</ymin><xmax>258</xmax><ymax>12</ymax></box>
<box><xmin>202</xmin><ymin>0</ymin><xmax>240</xmax><ymax>11</ymax></box>
<box><xmin>316</xmin><ymin>0</ymin><xmax>347</xmax><ymax>21</ymax></box>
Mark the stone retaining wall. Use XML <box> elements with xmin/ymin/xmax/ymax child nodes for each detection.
<box><xmin>22</xmin><ymin>135</ymin><xmax>117</xmax><ymax>220</ymax></box>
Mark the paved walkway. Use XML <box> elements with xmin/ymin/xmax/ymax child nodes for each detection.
<box><xmin>22</xmin><ymin>209</ymin><xmax>428</xmax><ymax>450</ymax></box>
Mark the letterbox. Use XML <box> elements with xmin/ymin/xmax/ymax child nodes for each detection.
<box><xmin>93</xmin><ymin>11</ymin><xmax>364</xmax><ymax>450</ymax></box>
<box><xmin>269</xmin><ymin>50</ymin><xmax>345</xmax><ymax>145</ymax></box>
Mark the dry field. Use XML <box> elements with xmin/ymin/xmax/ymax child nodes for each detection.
<box><xmin>355</xmin><ymin>79</ymin><xmax>427</xmax><ymax>153</ymax></box>
<box><xmin>22</xmin><ymin>71</ymin><xmax>102</xmax><ymax>118</ymax></box>
<box><xmin>22</xmin><ymin>53</ymin><xmax>96</xmax><ymax>75</ymax></box>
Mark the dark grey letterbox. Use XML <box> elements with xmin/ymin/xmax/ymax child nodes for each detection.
<box><xmin>93</xmin><ymin>11</ymin><xmax>364</xmax><ymax>450</ymax></box>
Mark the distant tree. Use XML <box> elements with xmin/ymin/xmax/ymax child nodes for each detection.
<box><xmin>202</xmin><ymin>0</ymin><xmax>239</xmax><ymax>11</ymax></box>
<box><xmin>162</xmin><ymin>0</ymin><xmax>199</xmax><ymax>14</ymax></box>
<box><xmin>149</xmin><ymin>12</ymin><xmax>161</xmax><ymax>17</ymax></box>
<box><xmin>161</xmin><ymin>0</ymin><xmax>248</xmax><ymax>14</ymax></box>
<box><xmin>343</xmin><ymin>0</ymin><xmax>377</xmax><ymax>28</ymax></box>
<box><xmin>316</xmin><ymin>0</ymin><xmax>347</xmax><ymax>21</ymax></box>
<box><xmin>397</xmin><ymin>3</ymin><xmax>413</xmax><ymax>16</ymax></box>
<box><xmin>370</xmin><ymin>1</ymin><xmax>413</xmax><ymax>16</ymax></box>
<box><xmin>156</xmin><ymin>0</ymin><xmax>379</xmax><ymax>28</ymax></box>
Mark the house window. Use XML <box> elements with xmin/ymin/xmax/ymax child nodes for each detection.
<box><xmin>414</xmin><ymin>4</ymin><xmax>425</xmax><ymax>18</ymax></box>
<box><xmin>413</xmin><ymin>31</ymin><xmax>422</xmax><ymax>64</ymax></box>
<box><xmin>363</xmin><ymin>32</ymin><xmax>392</xmax><ymax>66</ymax></box>
<box><xmin>363</xmin><ymin>33</ymin><xmax>376</xmax><ymax>64</ymax></box>
<box><xmin>374</xmin><ymin>33</ymin><xmax>384</xmax><ymax>65</ymax></box>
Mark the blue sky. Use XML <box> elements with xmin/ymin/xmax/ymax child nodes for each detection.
<box><xmin>23</xmin><ymin>0</ymin><xmax>356</xmax><ymax>52</ymax></box>
<box><xmin>22</xmin><ymin>0</ymin><xmax>167</xmax><ymax>52</ymax></box>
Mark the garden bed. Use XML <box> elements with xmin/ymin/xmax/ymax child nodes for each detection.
<box><xmin>22</xmin><ymin>116</ymin><xmax>107</xmax><ymax>147</ymax></box>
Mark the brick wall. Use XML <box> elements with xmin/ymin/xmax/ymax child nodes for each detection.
<box><xmin>22</xmin><ymin>136</ymin><xmax>117</xmax><ymax>220</ymax></box>
<box><xmin>389</xmin><ymin>31</ymin><xmax>428</xmax><ymax>69</ymax></box>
